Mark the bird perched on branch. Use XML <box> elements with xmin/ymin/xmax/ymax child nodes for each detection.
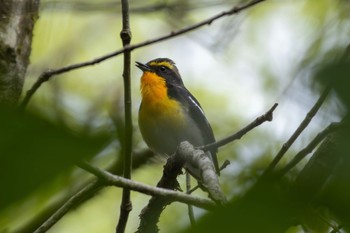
<box><xmin>136</xmin><ymin>58</ymin><xmax>219</xmax><ymax>180</ymax></box>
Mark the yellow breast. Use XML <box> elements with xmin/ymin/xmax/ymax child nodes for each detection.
<box><xmin>139</xmin><ymin>71</ymin><xmax>184</xmax><ymax>121</ymax></box>
<box><xmin>139</xmin><ymin>71</ymin><xmax>188</xmax><ymax>154</ymax></box>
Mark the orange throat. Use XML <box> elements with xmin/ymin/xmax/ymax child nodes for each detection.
<box><xmin>140</xmin><ymin>71</ymin><xmax>168</xmax><ymax>104</ymax></box>
<box><xmin>140</xmin><ymin>71</ymin><xmax>182</xmax><ymax>118</ymax></box>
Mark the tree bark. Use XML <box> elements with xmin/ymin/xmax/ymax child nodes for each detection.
<box><xmin>0</xmin><ymin>0</ymin><xmax>40</xmax><ymax>105</ymax></box>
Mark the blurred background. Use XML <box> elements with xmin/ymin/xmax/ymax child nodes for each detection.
<box><xmin>1</xmin><ymin>0</ymin><xmax>350</xmax><ymax>232</ymax></box>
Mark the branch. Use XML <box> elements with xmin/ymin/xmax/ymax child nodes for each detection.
<box><xmin>117</xmin><ymin>0</ymin><xmax>133</xmax><ymax>232</ymax></box>
<box><xmin>77</xmin><ymin>161</ymin><xmax>215</xmax><ymax>210</ymax></box>
<box><xmin>263</xmin><ymin>86</ymin><xmax>331</xmax><ymax>177</ymax></box>
<box><xmin>137</xmin><ymin>142</ymin><xmax>225</xmax><ymax>233</ymax></box>
<box><xmin>186</xmin><ymin>172</ymin><xmax>196</xmax><ymax>225</ymax></box>
<box><xmin>19</xmin><ymin>0</ymin><xmax>265</xmax><ymax>109</ymax></box>
<box><xmin>294</xmin><ymin>118</ymin><xmax>349</xmax><ymax>203</ymax></box>
<box><xmin>137</xmin><ymin>145</ymin><xmax>187</xmax><ymax>233</ymax></box>
<box><xmin>340</xmin><ymin>42</ymin><xmax>350</xmax><ymax>61</ymax></box>
<box><xmin>273</xmin><ymin>122</ymin><xmax>343</xmax><ymax>179</ymax></box>
<box><xmin>33</xmin><ymin>181</ymin><xmax>102</xmax><ymax>233</ymax></box>
<box><xmin>264</xmin><ymin>43</ymin><xmax>349</xmax><ymax>180</ymax></box>
<box><xmin>41</xmin><ymin>1</ymin><xmax>233</xmax><ymax>14</ymax></box>
<box><xmin>199</xmin><ymin>103</ymin><xmax>278</xmax><ymax>152</ymax></box>
<box><xmin>28</xmin><ymin>149</ymin><xmax>154</xmax><ymax>233</ymax></box>
<box><xmin>0</xmin><ymin>0</ymin><xmax>39</xmax><ymax>105</ymax></box>
<box><xmin>183</xmin><ymin>142</ymin><xmax>226</xmax><ymax>203</ymax></box>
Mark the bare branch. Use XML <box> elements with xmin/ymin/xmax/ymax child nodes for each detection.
<box><xmin>28</xmin><ymin>149</ymin><xmax>153</xmax><ymax>233</ymax></box>
<box><xmin>187</xmin><ymin>160</ymin><xmax>231</xmax><ymax>194</ymax></box>
<box><xmin>186</xmin><ymin>172</ymin><xmax>196</xmax><ymax>225</ymax></box>
<box><xmin>341</xmin><ymin>42</ymin><xmax>350</xmax><ymax>61</ymax></box>
<box><xmin>274</xmin><ymin>122</ymin><xmax>343</xmax><ymax>179</ymax></box>
<box><xmin>200</xmin><ymin>103</ymin><xmax>278</xmax><ymax>152</ymax></box>
<box><xmin>0</xmin><ymin>0</ymin><xmax>39</xmax><ymax>105</ymax></box>
<box><xmin>183</xmin><ymin>142</ymin><xmax>226</xmax><ymax>204</ymax></box>
<box><xmin>117</xmin><ymin>0</ymin><xmax>133</xmax><ymax>232</ymax></box>
<box><xmin>33</xmin><ymin>181</ymin><xmax>102</xmax><ymax>233</ymax></box>
<box><xmin>77</xmin><ymin>161</ymin><xmax>215</xmax><ymax>210</ymax></box>
<box><xmin>137</xmin><ymin>145</ymin><xmax>186</xmax><ymax>233</ymax></box>
<box><xmin>137</xmin><ymin>141</ymin><xmax>225</xmax><ymax>233</ymax></box>
<box><xmin>41</xmin><ymin>1</ymin><xmax>233</xmax><ymax>14</ymax></box>
<box><xmin>263</xmin><ymin>86</ymin><xmax>331</xmax><ymax>177</ymax></box>
<box><xmin>19</xmin><ymin>0</ymin><xmax>265</xmax><ymax>109</ymax></box>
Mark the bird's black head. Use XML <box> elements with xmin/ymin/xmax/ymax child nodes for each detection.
<box><xmin>136</xmin><ymin>58</ymin><xmax>184</xmax><ymax>86</ymax></box>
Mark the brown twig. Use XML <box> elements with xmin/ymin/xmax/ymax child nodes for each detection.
<box><xmin>19</xmin><ymin>0</ymin><xmax>265</xmax><ymax>110</ymax></box>
<box><xmin>199</xmin><ymin>103</ymin><xmax>278</xmax><ymax>152</ymax></box>
<box><xmin>273</xmin><ymin>122</ymin><xmax>343</xmax><ymax>179</ymax></box>
<box><xmin>340</xmin><ymin>43</ymin><xmax>350</xmax><ymax>61</ymax></box>
<box><xmin>263</xmin><ymin>86</ymin><xmax>331</xmax><ymax>177</ymax></box>
<box><xmin>137</xmin><ymin>141</ymin><xmax>226</xmax><ymax>233</ymax></box>
<box><xmin>137</xmin><ymin>142</ymin><xmax>220</xmax><ymax>233</ymax></box>
<box><xmin>33</xmin><ymin>181</ymin><xmax>103</xmax><ymax>233</ymax></box>
<box><xmin>77</xmin><ymin>161</ymin><xmax>215</xmax><ymax>209</ymax></box>
<box><xmin>186</xmin><ymin>172</ymin><xmax>196</xmax><ymax>225</ymax></box>
<box><xmin>28</xmin><ymin>149</ymin><xmax>153</xmax><ymax>233</ymax></box>
<box><xmin>137</xmin><ymin>147</ymin><xmax>186</xmax><ymax>233</ymax></box>
<box><xmin>116</xmin><ymin>0</ymin><xmax>133</xmax><ymax>232</ymax></box>
<box><xmin>187</xmin><ymin>160</ymin><xmax>231</xmax><ymax>194</ymax></box>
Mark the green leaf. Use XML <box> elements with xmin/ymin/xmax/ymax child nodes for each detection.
<box><xmin>183</xmin><ymin>181</ymin><xmax>300</xmax><ymax>233</ymax></box>
<box><xmin>0</xmin><ymin>106</ymin><xmax>108</xmax><ymax>210</ymax></box>
<box><xmin>317</xmin><ymin>60</ymin><xmax>350</xmax><ymax>110</ymax></box>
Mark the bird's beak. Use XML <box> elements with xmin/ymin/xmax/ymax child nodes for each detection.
<box><xmin>135</xmin><ymin>61</ymin><xmax>151</xmax><ymax>72</ymax></box>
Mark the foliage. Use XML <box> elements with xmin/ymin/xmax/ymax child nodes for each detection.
<box><xmin>1</xmin><ymin>0</ymin><xmax>350</xmax><ymax>233</ymax></box>
<box><xmin>0</xmin><ymin>106</ymin><xmax>108</xmax><ymax>210</ymax></box>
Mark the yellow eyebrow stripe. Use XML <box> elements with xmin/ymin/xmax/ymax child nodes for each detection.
<box><xmin>149</xmin><ymin>61</ymin><xmax>174</xmax><ymax>69</ymax></box>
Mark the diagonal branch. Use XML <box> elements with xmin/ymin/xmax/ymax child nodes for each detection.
<box><xmin>199</xmin><ymin>103</ymin><xmax>278</xmax><ymax>152</ymax></box>
<box><xmin>263</xmin><ymin>43</ymin><xmax>349</xmax><ymax>180</ymax></box>
<box><xmin>263</xmin><ymin>86</ymin><xmax>331</xmax><ymax>177</ymax></box>
<box><xmin>33</xmin><ymin>181</ymin><xmax>103</xmax><ymax>233</ymax></box>
<box><xmin>137</xmin><ymin>141</ymin><xmax>225</xmax><ymax>233</ymax></box>
<box><xmin>29</xmin><ymin>149</ymin><xmax>153</xmax><ymax>233</ymax></box>
<box><xmin>19</xmin><ymin>0</ymin><xmax>265</xmax><ymax>109</ymax></box>
<box><xmin>273</xmin><ymin>121</ymin><xmax>343</xmax><ymax>179</ymax></box>
<box><xmin>77</xmin><ymin>161</ymin><xmax>215</xmax><ymax>210</ymax></box>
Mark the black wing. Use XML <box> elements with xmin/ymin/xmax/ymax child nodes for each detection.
<box><xmin>167</xmin><ymin>83</ymin><xmax>220</xmax><ymax>174</ymax></box>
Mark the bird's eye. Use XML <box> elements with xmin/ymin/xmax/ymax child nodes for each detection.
<box><xmin>159</xmin><ymin>66</ymin><xmax>167</xmax><ymax>72</ymax></box>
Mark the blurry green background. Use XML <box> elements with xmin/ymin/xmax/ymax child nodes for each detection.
<box><xmin>1</xmin><ymin>0</ymin><xmax>350</xmax><ymax>232</ymax></box>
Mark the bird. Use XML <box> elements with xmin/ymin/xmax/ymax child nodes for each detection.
<box><xmin>136</xmin><ymin>58</ymin><xmax>219</xmax><ymax>180</ymax></box>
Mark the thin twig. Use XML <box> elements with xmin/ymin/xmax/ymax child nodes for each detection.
<box><xmin>186</xmin><ymin>172</ymin><xmax>196</xmax><ymax>226</ymax></box>
<box><xmin>19</xmin><ymin>0</ymin><xmax>265</xmax><ymax>109</ymax></box>
<box><xmin>340</xmin><ymin>43</ymin><xmax>350</xmax><ymax>61</ymax></box>
<box><xmin>29</xmin><ymin>149</ymin><xmax>153</xmax><ymax>233</ymax></box>
<box><xmin>116</xmin><ymin>0</ymin><xmax>133</xmax><ymax>232</ymax></box>
<box><xmin>33</xmin><ymin>181</ymin><xmax>102</xmax><ymax>233</ymax></box>
<box><xmin>137</xmin><ymin>145</ymin><xmax>190</xmax><ymax>233</ymax></box>
<box><xmin>77</xmin><ymin>161</ymin><xmax>215</xmax><ymax>210</ymax></box>
<box><xmin>263</xmin><ymin>86</ymin><xmax>331</xmax><ymax>177</ymax></box>
<box><xmin>186</xmin><ymin>160</ymin><xmax>230</xmax><ymax>194</ymax></box>
<box><xmin>199</xmin><ymin>103</ymin><xmax>278</xmax><ymax>152</ymax></box>
<box><xmin>273</xmin><ymin>122</ymin><xmax>343</xmax><ymax>179</ymax></box>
